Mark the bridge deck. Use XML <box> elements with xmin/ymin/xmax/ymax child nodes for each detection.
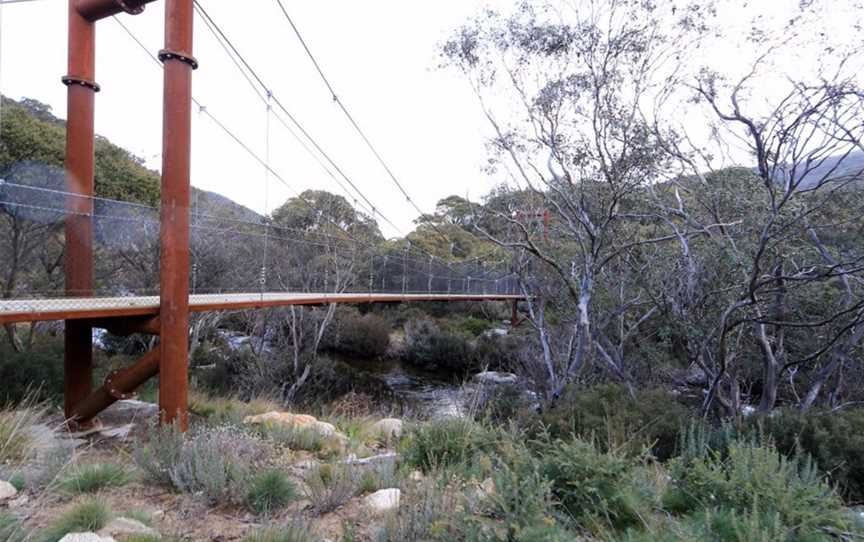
<box><xmin>0</xmin><ymin>292</ymin><xmax>524</xmax><ymax>325</ymax></box>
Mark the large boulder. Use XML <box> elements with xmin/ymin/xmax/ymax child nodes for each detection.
<box><xmin>0</xmin><ymin>480</ymin><xmax>17</xmax><ymax>502</ymax></box>
<box><xmin>364</xmin><ymin>488</ymin><xmax>400</xmax><ymax>513</ymax></box>
<box><xmin>370</xmin><ymin>418</ymin><xmax>403</xmax><ymax>440</ymax></box>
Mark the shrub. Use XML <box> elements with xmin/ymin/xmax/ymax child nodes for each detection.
<box><xmin>246</xmin><ymin>469</ymin><xmax>297</xmax><ymax>515</ymax></box>
<box><xmin>742</xmin><ymin>407</ymin><xmax>864</xmax><ymax>502</ymax></box>
<box><xmin>328</xmin><ymin>312</ymin><xmax>391</xmax><ymax>359</ymax></box>
<box><xmin>473</xmin><ymin>383</ymin><xmax>533</xmax><ymax>424</ymax></box>
<box><xmin>403</xmin><ymin>318</ymin><xmax>474</xmax><ymax>372</ymax></box>
<box><xmin>304</xmin><ymin>463</ymin><xmax>358</xmax><ymax>514</ymax></box>
<box><xmin>542</xmin><ymin>383</ymin><xmax>690</xmax><ymax>460</ymax></box>
<box><xmin>473</xmin><ymin>454</ymin><xmax>557</xmax><ymax>539</ymax></box>
<box><xmin>133</xmin><ymin>421</ymin><xmax>186</xmax><ymax>487</ymax></box>
<box><xmin>403</xmin><ymin>419</ymin><xmax>498</xmax><ymax>473</ymax></box>
<box><xmin>134</xmin><ymin>422</ymin><xmax>266</xmax><ymax>505</ymax></box>
<box><xmin>0</xmin><ymin>339</ymin><xmax>65</xmax><ymax>405</ymax></box>
<box><xmin>41</xmin><ymin>498</ymin><xmax>111</xmax><ymax>542</ymax></box>
<box><xmin>376</xmin><ymin>477</ymin><xmax>465</xmax><ymax>541</ymax></box>
<box><xmin>168</xmin><ymin>426</ymin><xmax>263</xmax><ymax>505</ymax></box>
<box><xmin>242</xmin><ymin>523</ymin><xmax>317</xmax><ymax>542</ymax></box>
<box><xmin>664</xmin><ymin>439</ymin><xmax>850</xmax><ymax>537</ymax></box>
<box><xmin>256</xmin><ymin>424</ymin><xmax>326</xmax><ymax>454</ymax></box>
<box><xmin>356</xmin><ymin>461</ymin><xmax>399</xmax><ymax>495</ymax></box>
<box><xmin>451</xmin><ymin>316</ymin><xmax>493</xmax><ymax>337</ymax></box>
<box><xmin>60</xmin><ymin>463</ymin><xmax>133</xmax><ymax>494</ymax></box>
<box><xmin>539</xmin><ymin>436</ymin><xmax>644</xmax><ymax>530</ymax></box>
<box><xmin>473</xmin><ymin>333</ymin><xmax>522</xmax><ymax>373</ymax></box>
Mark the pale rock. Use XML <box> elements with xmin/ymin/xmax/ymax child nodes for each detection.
<box><xmin>364</xmin><ymin>488</ymin><xmax>400</xmax><ymax>513</ymax></box>
<box><xmin>344</xmin><ymin>452</ymin><xmax>398</xmax><ymax>467</ymax></box>
<box><xmin>244</xmin><ymin>411</ymin><xmax>348</xmax><ymax>444</ymax></box>
<box><xmin>473</xmin><ymin>371</ymin><xmax>518</xmax><ymax>385</ymax></box>
<box><xmin>370</xmin><ymin>418</ymin><xmax>403</xmax><ymax>440</ymax></box>
<box><xmin>58</xmin><ymin>534</ymin><xmax>117</xmax><ymax>542</ymax></box>
<box><xmin>311</xmin><ymin>420</ymin><xmax>338</xmax><ymax>438</ymax></box>
<box><xmin>0</xmin><ymin>480</ymin><xmax>17</xmax><ymax>502</ymax></box>
<box><xmin>408</xmin><ymin>470</ymin><xmax>424</xmax><ymax>482</ymax></box>
<box><xmin>98</xmin><ymin>517</ymin><xmax>159</xmax><ymax>538</ymax></box>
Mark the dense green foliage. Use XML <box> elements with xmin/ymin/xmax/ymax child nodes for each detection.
<box><xmin>324</xmin><ymin>311</ymin><xmax>391</xmax><ymax>359</ymax></box>
<box><xmin>403</xmin><ymin>418</ymin><xmax>499</xmax><ymax>473</ymax></box>
<box><xmin>742</xmin><ymin>408</ymin><xmax>864</xmax><ymax>503</ymax></box>
<box><xmin>0</xmin><ymin>97</ymin><xmax>161</xmax><ymax>206</ymax></box>
<box><xmin>0</xmin><ymin>338</ymin><xmax>65</xmax><ymax>405</ymax></box>
<box><xmin>541</xmin><ymin>383</ymin><xmax>691</xmax><ymax>460</ymax></box>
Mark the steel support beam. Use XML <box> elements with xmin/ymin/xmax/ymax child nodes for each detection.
<box><xmin>71</xmin><ymin>347</ymin><xmax>161</xmax><ymax>424</ymax></box>
<box><xmin>62</xmin><ymin>1</ymin><xmax>97</xmax><ymax>423</ymax></box>
<box><xmin>75</xmin><ymin>0</ymin><xmax>157</xmax><ymax>22</ymax></box>
<box><xmin>158</xmin><ymin>0</ymin><xmax>195</xmax><ymax>430</ymax></box>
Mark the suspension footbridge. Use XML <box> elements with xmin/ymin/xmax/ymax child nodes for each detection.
<box><xmin>1</xmin><ymin>0</ymin><xmax>524</xmax><ymax>431</ymax></box>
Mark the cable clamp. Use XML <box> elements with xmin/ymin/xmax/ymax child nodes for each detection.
<box><xmin>158</xmin><ymin>49</ymin><xmax>199</xmax><ymax>70</ymax></box>
<box><xmin>114</xmin><ymin>0</ymin><xmax>145</xmax><ymax>15</ymax></box>
<box><xmin>61</xmin><ymin>76</ymin><xmax>101</xmax><ymax>92</ymax></box>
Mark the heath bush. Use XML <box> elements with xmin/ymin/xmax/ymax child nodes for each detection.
<box><xmin>542</xmin><ymin>383</ymin><xmax>690</xmax><ymax>460</ymax></box>
<box><xmin>403</xmin><ymin>419</ymin><xmax>499</xmax><ymax>473</ymax></box>
<box><xmin>664</xmin><ymin>439</ymin><xmax>850</xmax><ymax>538</ymax></box>
<box><xmin>538</xmin><ymin>436</ymin><xmax>645</xmax><ymax>530</ymax></box>
<box><xmin>742</xmin><ymin>407</ymin><xmax>864</xmax><ymax>502</ymax></box>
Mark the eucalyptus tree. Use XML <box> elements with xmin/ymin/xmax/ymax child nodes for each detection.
<box><xmin>442</xmin><ymin>0</ymin><xmax>713</xmax><ymax>399</ymax></box>
<box><xmin>651</xmin><ymin>0</ymin><xmax>864</xmax><ymax>413</ymax></box>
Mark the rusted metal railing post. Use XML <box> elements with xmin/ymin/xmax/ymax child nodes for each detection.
<box><xmin>62</xmin><ymin>1</ymin><xmax>98</xmax><ymax>424</ymax></box>
<box><xmin>158</xmin><ymin>0</ymin><xmax>196</xmax><ymax>430</ymax></box>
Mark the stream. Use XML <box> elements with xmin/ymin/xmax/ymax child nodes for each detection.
<box><xmin>333</xmin><ymin>354</ymin><xmax>468</xmax><ymax>418</ymax></box>
<box><xmin>216</xmin><ymin>330</ymin><xmax>471</xmax><ymax>418</ymax></box>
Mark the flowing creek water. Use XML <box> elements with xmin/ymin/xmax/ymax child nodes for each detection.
<box><xmin>217</xmin><ymin>330</ymin><xmax>471</xmax><ymax>418</ymax></box>
<box><xmin>333</xmin><ymin>354</ymin><xmax>468</xmax><ymax>418</ymax></box>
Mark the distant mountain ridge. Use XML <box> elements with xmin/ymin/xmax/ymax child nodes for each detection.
<box><xmin>768</xmin><ymin>149</ymin><xmax>864</xmax><ymax>190</ymax></box>
<box><xmin>1</xmin><ymin>95</ymin><xmax>262</xmax><ymax>224</ymax></box>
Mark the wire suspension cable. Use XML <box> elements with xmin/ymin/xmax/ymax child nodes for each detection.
<box><xmin>271</xmin><ymin>0</ymin><xmax>454</xmax><ymax>244</ymax></box>
<box><xmin>191</xmin><ymin>1</ymin><xmax>407</xmax><ymax>238</ymax></box>
<box><xmin>111</xmin><ymin>12</ymin><xmax>516</xmax><ymax>286</ymax></box>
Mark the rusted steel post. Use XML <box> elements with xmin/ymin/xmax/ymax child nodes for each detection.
<box><xmin>158</xmin><ymin>0</ymin><xmax>196</xmax><ymax>430</ymax></box>
<box><xmin>62</xmin><ymin>1</ymin><xmax>98</xmax><ymax>423</ymax></box>
<box><xmin>71</xmin><ymin>347</ymin><xmax>161</xmax><ymax>424</ymax></box>
<box><xmin>510</xmin><ymin>299</ymin><xmax>519</xmax><ymax>327</ymax></box>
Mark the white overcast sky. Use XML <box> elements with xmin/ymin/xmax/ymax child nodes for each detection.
<box><xmin>1</xmin><ymin>1</ymin><xmax>861</xmax><ymax>238</ymax></box>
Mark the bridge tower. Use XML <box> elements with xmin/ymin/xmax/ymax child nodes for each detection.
<box><xmin>63</xmin><ymin>0</ymin><xmax>194</xmax><ymax>430</ymax></box>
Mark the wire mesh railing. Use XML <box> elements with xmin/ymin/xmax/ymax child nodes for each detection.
<box><xmin>0</xmin><ymin>178</ymin><xmax>519</xmax><ymax>314</ymax></box>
